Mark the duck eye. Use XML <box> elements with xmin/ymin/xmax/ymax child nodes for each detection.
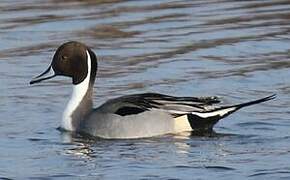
<box><xmin>61</xmin><ymin>55</ymin><xmax>68</xmax><ymax>61</ymax></box>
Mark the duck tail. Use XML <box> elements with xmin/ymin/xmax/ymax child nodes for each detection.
<box><xmin>188</xmin><ymin>94</ymin><xmax>276</xmax><ymax>132</ymax></box>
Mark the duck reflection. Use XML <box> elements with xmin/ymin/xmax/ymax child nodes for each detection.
<box><xmin>60</xmin><ymin>131</ymin><xmax>97</xmax><ymax>159</ymax></box>
<box><xmin>59</xmin><ymin>129</ymin><xmax>235</xmax><ymax>163</ymax></box>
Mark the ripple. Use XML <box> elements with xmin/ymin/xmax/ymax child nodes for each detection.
<box><xmin>75</xmin><ymin>25</ymin><xmax>140</xmax><ymax>39</ymax></box>
<box><xmin>205</xmin><ymin>166</ymin><xmax>236</xmax><ymax>171</ymax></box>
<box><xmin>0</xmin><ymin>177</ymin><xmax>14</xmax><ymax>180</ymax></box>
<box><xmin>249</xmin><ymin>169</ymin><xmax>290</xmax><ymax>178</ymax></box>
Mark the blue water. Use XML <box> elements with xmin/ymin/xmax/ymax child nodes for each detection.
<box><xmin>1</xmin><ymin>0</ymin><xmax>290</xmax><ymax>179</ymax></box>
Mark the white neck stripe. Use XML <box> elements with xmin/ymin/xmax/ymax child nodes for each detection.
<box><xmin>61</xmin><ymin>50</ymin><xmax>91</xmax><ymax>131</ymax></box>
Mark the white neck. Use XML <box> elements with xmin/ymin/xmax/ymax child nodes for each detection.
<box><xmin>61</xmin><ymin>50</ymin><xmax>92</xmax><ymax>131</ymax></box>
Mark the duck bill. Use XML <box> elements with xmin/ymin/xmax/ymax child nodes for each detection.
<box><xmin>30</xmin><ymin>66</ymin><xmax>56</xmax><ymax>84</ymax></box>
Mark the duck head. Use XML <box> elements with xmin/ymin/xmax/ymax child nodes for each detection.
<box><xmin>30</xmin><ymin>41</ymin><xmax>97</xmax><ymax>85</ymax></box>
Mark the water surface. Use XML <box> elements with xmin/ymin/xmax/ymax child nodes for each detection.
<box><xmin>1</xmin><ymin>0</ymin><xmax>290</xmax><ymax>179</ymax></box>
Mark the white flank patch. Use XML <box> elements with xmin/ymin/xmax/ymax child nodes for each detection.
<box><xmin>174</xmin><ymin>115</ymin><xmax>192</xmax><ymax>132</ymax></box>
<box><xmin>191</xmin><ymin>107</ymin><xmax>236</xmax><ymax>118</ymax></box>
<box><xmin>61</xmin><ymin>50</ymin><xmax>91</xmax><ymax>131</ymax></box>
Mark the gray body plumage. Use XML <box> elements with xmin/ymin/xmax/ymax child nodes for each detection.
<box><xmin>77</xmin><ymin>93</ymin><xmax>218</xmax><ymax>138</ymax></box>
<box><xmin>80</xmin><ymin>110</ymin><xmax>175</xmax><ymax>139</ymax></box>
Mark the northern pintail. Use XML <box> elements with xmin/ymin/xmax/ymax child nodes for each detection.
<box><xmin>30</xmin><ymin>41</ymin><xmax>275</xmax><ymax>139</ymax></box>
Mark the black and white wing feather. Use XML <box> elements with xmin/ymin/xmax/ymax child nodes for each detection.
<box><xmin>99</xmin><ymin>93</ymin><xmax>275</xmax><ymax>119</ymax></box>
<box><xmin>97</xmin><ymin>93</ymin><xmax>275</xmax><ymax>131</ymax></box>
<box><xmin>99</xmin><ymin>93</ymin><xmax>220</xmax><ymax>116</ymax></box>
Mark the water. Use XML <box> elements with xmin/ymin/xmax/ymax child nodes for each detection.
<box><xmin>1</xmin><ymin>0</ymin><xmax>290</xmax><ymax>179</ymax></box>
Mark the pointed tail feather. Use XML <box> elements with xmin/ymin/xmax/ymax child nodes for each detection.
<box><xmin>226</xmin><ymin>94</ymin><xmax>276</xmax><ymax>111</ymax></box>
<box><xmin>188</xmin><ymin>94</ymin><xmax>276</xmax><ymax>132</ymax></box>
<box><xmin>213</xmin><ymin>94</ymin><xmax>276</xmax><ymax>117</ymax></box>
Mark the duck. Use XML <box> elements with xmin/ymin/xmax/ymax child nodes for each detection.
<box><xmin>30</xmin><ymin>41</ymin><xmax>276</xmax><ymax>139</ymax></box>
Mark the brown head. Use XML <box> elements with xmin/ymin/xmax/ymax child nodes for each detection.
<box><xmin>30</xmin><ymin>41</ymin><xmax>97</xmax><ymax>85</ymax></box>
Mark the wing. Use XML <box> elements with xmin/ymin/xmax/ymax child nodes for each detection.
<box><xmin>96</xmin><ymin>93</ymin><xmax>275</xmax><ymax>132</ymax></box>
<box><xmin>97</xmin><ymin>93</ymin><xmax>221</xmax><ymax>117</ymax></box>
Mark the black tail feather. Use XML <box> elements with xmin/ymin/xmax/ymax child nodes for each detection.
<box><xmin>188</xmin><ymin>94</ymin><xmax>276</xmax><ymax>132</ymax></box>
<box><xmin>227</xmin><ymin>94</ymin><xmax>276</xmax><ymax>111</ymax></box>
